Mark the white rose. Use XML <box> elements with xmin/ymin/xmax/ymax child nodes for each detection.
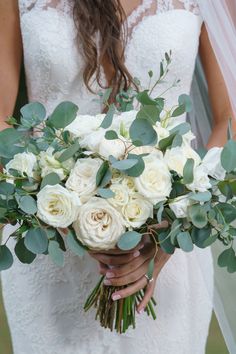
<box><xmin>122</xmin><ymin>194</ymin><xmax>153</xmax><ymax>228</ymax></box>
<box><xmin>202</xmin><ymin>147</ymin><xmax>226</xmax><ymax>180</ymax></box>
<box><xmin>66</xmin><ymin>114</ymin><xmax>105</xmax><ymax>138</ymax></box>
<box><xmin>122</xmin><ymin>177</ymin><xmax>136</xmax><ymax>194</ymax></box>
<box><xmin>39</xmin><ymin>148</ymin><xmax>65</xmax><ymax>180</ymax></box>
<box><xmin>37</xmin><ymin>184</ymin><xmax>81</xmax><ymax>228</ymax></box>
<box><xmin>80</xmin><ymin>130</ymin><xmax>105</xmax><ymax>152</ymax></box>
<box><xmin>108</xmin><ymin>183</ymin><xmax>130</xmax><ymax>209</ymax></box>
<box><xmin>154</xmin><ymin>122</ymin><xmax>170</xmax><ymax>141</ymax></box>
<box><xmin>5</xmin><ymin>152</ymin><xmax>37</xmax><ymax>178</ymax></box>
<box><xmin>135</xmin><ymin>151</ymin><xmax>172</xmax><ymax>204</ymax></box>
<box><xmin>99</xmin><ymin>136</ymin><xmax>127</xmax><ymax>159</ymax></box>
<box><xmin>187</xmin><ymin>165</ymin><xmax>211</xmax><ymax>192</ymax></box>
<box><xmin>73</xmin><ymin>197</ymin><xmax>126</xmax><ymax>250</ymax></box>
<box><xmin>169</xmin><ymin>195</ymin><xmax>191</xmax><ymax>218</ymax></box>
<box><xmin>164</xmin><ymin>145</ymin><xmax>201</xmax><ymax>176</ymax></box>
<box><xmin>65</xmin><ymin>158</ymin><xmax>102</xmax><ymax>202</ymax></box>
<box><xmin>111</xmin><ymin>110</ymin><xmax>137</xmax><ymax>134</ymax></box>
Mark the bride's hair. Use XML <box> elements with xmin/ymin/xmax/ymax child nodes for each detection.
<box><xmin>73</xmin><ymin>0</ymin><xmax>134</xmax><ymax>96</ymax></box>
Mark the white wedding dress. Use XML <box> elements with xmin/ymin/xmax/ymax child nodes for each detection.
<box><xmin>1</xmin><ymin>1</ymin><xmax>214</xmax><ymax>353</ymax></box>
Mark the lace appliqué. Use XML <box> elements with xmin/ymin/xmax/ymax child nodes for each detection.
<box><xmin>158</xmin><ymin>0</ymin><xmax>200</xmax><ymax>15</ymax></box>
<box><xmin>19</xmin><ymin>0</ymin><xmax>74</xmax><ymax>16</ymax></box>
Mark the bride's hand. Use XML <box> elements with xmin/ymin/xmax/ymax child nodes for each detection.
<box><xmin>89</xmin><ymin>221</ymin><xmax>171</xmax><ymax>313</ymax></box>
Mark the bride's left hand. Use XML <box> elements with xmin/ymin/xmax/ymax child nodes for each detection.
<box><xmin>89</xmin><ymin>221</ymin><xmax>172</xmax><ymax>313</ymax></box>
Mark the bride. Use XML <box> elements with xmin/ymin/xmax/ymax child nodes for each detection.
<box><xmin>0</xmin><ymin>1</ymin><xmax>235</xmax><ymax>353</ymax></box>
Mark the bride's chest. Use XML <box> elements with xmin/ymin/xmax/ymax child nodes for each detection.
<box><xmin>20</xmin><ymin>8</ymin><xmax>202</xmax><ymax>92</ymax></box>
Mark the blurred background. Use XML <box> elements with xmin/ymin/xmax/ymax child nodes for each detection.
<box><xmin>0</xmin><ymin>65</ymin><xmax>230</xmax><ymax>354</ymax></box>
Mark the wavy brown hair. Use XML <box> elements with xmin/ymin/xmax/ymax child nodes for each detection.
<box><xmin>73</xmin><ymin>0</ymin><xmax>134</xmax><ymax>98</ymax></box>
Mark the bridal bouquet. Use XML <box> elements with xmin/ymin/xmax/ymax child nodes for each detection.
<box><xmin>1</xmin><ymin>54</ymin><xmax>236</xmax><ymax>333</ymax></box>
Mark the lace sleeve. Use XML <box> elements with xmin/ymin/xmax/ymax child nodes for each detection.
<box><xmin>18</xmin><ymin>0</ymin><xmax>37</xmax><ymax>15</ymax></box>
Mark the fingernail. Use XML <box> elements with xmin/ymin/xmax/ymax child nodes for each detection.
<box><xmin>138</xmin><ymin>307</ymin><xmax>144</xmax><ymax>314</ymax></box>
<box><xmin>104</xmin><ymin>279</ymin><xmax>111</xmax><ymax>285</ymax></box>
<box><xmin>139</xmin><ymin>244</ymin><xmax>145</xmax><ymax>250</ymax></box>
<box><xmin>112</xmin><ymin>294</ymin><xmax>121</xmax><ymax>301</ymax></box>
<box><xmin>106</xmin><ymin>272</ymin><xmax>114</xmax><ymax>279</ymax></box>
<box><xmin>133</xmin><ymin>250</ymin><xmax>140</xmax><ymax>258</ymax></box>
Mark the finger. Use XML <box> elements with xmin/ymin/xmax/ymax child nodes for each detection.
<box><xmin>89</xmin><ymin>241</ymin><xmax>144</xmax><ymax>255</ymax></box>
<box><xmin>136</xmin><ymin>279</ymin><xmax>156</xmax><ymax>313</ymax></box>
<box><xmin>103</xmin><ymin>242</ymin><xmax>155</xmax><ymax>278</ymax></box>
<box><xmin>111</xmin><ymin>276</ymin><xmax>147</xmax><ymax>301</ymax></box>
<box><xmin>104</xmin><ymin>258</ymin><xmax>151</xmax><ymax>286</ymax></box>
<box><xmin>57</xmin><ymin>228</ymin><xmax>69</xmax><ymax>236</ymax></box>
<box><xmin>89</xmin><ymin>249</ymin><xmax>141</xmax><ymax>266</ymax></box>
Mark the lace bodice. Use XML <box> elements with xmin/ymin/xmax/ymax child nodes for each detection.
<box><xmin>0</xmin><ymin>3</ymin><xmax>214</xmax><ymax>354</ymax></box>
<box><xmin>18</xmin><ymin>0</ymin><xmax>203</xmax><ymax>116</ymax></box>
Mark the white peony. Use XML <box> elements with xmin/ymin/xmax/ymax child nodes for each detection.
<box><xmin>66</xmin><ymin>114</ymin><xmax>105</xmax><ymax>138</ymax></box>
<box><xmin>37</xmin><ymin>184</ymin><xmax>81</xmax><ymax>228</ymax></box>
<box><xmin>39</xmin><ymin>148</ymin><xmax>66</xmax><ymax>180</ymax></box>
<box><xmin>187</xmin><ymin>165</ymin><xmax>212</xmax><ymax>192</ymax></box>
<box><xmin>73</xmin><ymin>197</ymin><xmax>126</xmax><ymax>250</ymax></box>
<box><xmin>169</xmin><ymin>195</ymin><xmax>191</xmax><ymax>218</ymax></box>
<box><xmin>65</xmin><ymin>158</ymin><xmax>102</xmax><ymax>202</ymax></box>
<box><xmin>135</xmin><ymin>151</ymin><xmax>172</xmax><ymax>204</ymax></box>
<box><xmin>5</xmin><ymin>152</ymin><xmax>37</xmax><ymax>178</ymax></box>
<box><xmin>202</xmin><ymin>147</ymin><xmax>226</xmax><ymax>180</ymax></box>
<box><xmin>108</xmin><ymin>183</ymin><xmax>130</xmax><ymax>209</ymax></box>
<box><xmin>122</xmin><ymin>194</ymin><xmax>153</xmax><ymax>228</ymax></box>
<box><xmin>164</xmin><ymin>145</ymin><xmax>201</xmax><ymax>176</ymax></box>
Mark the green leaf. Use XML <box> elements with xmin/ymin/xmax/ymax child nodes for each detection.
<box><xmin>0</xmin><ymin>245</ymin><xmax>14</xmax><ymax>271</ymax></box>
<box><xmin>100</xmin><ymin>104</ymin><xmax>116</xmax><ymax>129</ymax></box>
<box><xmin>15</xmin><ymin>238</ymin><xmax>36</xmax><ymax>264</ymax></box>
<box><xmin>96</xmin><ymin>161</ymin><xmax>109</xmax><ymax>187</ymax></box>
<box><xmin>136</xmin><ymin>91</ymin><xmax>157</xmax><ymax>106</ymax></box>
<box><xmin>105</xmin><ymin>130</ymin><xmax>119</xmax><ymax>140</ymax></box>
<box><xmin>48</xmin><ymin>240</ymin><xmax>64</xmax><ymax>267</ymax></box>
<box><xmin>0</xmin><ymin>128</ymin><xmax>24</xmax><ymax>159</ymax></box>
<box><xmin>170</xmin><ymin>122</ymin><xmax>191</xmax><ymax>136</ymax></box>
<box><xmin>172</xmin><ymin>95</ymin><xmax>192</xmax><ymax>118</ymax></box>
<box><xmin>41</xmin><ymin>172</ymin><xmax>61</xmax><ymax>189</ymax></box>
<box><xmin>157</xmin><ymin>202</ymin><xmax>164</xmax><ymax>224</ymax></box>
<box><xmin>98</xmin><ymin>188</ymin><xmax>115</xmax><ymax>199</ymax></box>
<box><xmin>177</xmin><ymin>231</ymin><xmax>193</xmax><ymax>252</ymax></box>
<box><xmin>158</xmin><ymin>133</ymin><xmax>176</xmax><ymax>151</ymax></box>
<box><xmin>221</xmin><ymin>140</ymin><xmax>236</xmax><ymax>172</ymax></box>
<box><xmin>20</xmin><ymin>102</ymin><xmax>46</xmax><ymax>127</ymax></box>
<box><xmin>48</xmin><ymin>101</ymin><xmax>78</xmax><ymax>129</ymax></box>
<box><xmin>102</xmin><ymin>88</ymin><xmax>112</xmax><ymax>104</ymax></box>
<box><xmin>136</xmin><ymin>105</ymin><xmax>160</xmax><ymax>124</ymax></box>
<box><xmin>189</xmin><ymin>191</ymin><xmax>212</xmax><ymax>202</ymax></box>
<box><xmin>112</xmin><ymin>159</ymin><xmax>138</xmax><ymax>171</ymax></box>
<box><xmin>218</xmin><ymin>247</ymin><xmax>236</xmax><ymax>273</ymax></box>
<box><xmin>172</xmin><ymin>105</ymin><xmax>186</xmax><ymax>117</ymax></box>
<box><xmin>117</xmin><ymin>231</ymin><xmax>142</xmax><ymax>251</ymax></box>
<box><xmin>227</xmin><ymin>118</ymin><xmax>233</xmax><ymax>141</ymax></box>
<box><xmin>124</xmin><ymin>154</ymin><xmax>145</xmax><ymax>177</ymax></box>
<box><xmin>0</xmin><ymin>182</ymin><xmax>15</xmax><ymax>195</ymax></box>
<box><xmin>129</xmin><ymin>118</ymin><xmax>157</xmax><ymax>146</ymax></box>
<box><xmin>214</xmin><ymin>203</ymin><xmax>236</xmax><ymax>224</ymax></box>
<box><xmin>18</xmin><ymin>195</ymin><xmax>37</xmax><ymax>215</ymax></box>
<box><xmin>66</xmin><ymin>230</ymin><xmax>86</xmax><ymax>257</ymax></box>
<box><xmin>171</xmin><ymin>134</ymin><xmax>183</xmax><ymax>148</ymax></box>
<box><xmin>183</xmin><ymin>158</ymin><xmax>194</xmax><ymax>184</ymax></box>
<box><xmin>57</xmin><ymin>141</ymin><xmax>80</xmax><ymax>162</ymax></box>
<box><xmin>188</xmin><ymin>204</ymin><xmax>208</xmax><ymax>228</ymax></box>
<box><xmin>24</xmin><ymin>228</ymin><xmax>48</xmax><ymax>254</ymax></box>
<box><xmin>158</xmin><ymin>230</ymin><xmax>175</xmax><ymax>254</ymax></box>
<box><xmin>191</xmin><ymin>226</ymin><xmax>211</xmax><ymax>248</ymax></box>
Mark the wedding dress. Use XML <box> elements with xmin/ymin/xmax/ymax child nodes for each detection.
<box><xmin>1</xmin><ymin>1</ymin><xmax>214</xmax><ymax>353</ymax></box>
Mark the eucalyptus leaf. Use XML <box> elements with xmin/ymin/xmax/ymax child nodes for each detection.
<box><xmin>183</xmin><ymin>158</ymin><xmax>194</xmax><ymax>184</ymax></box>
<box><xmin>218</xmin><ymin>247</ymin><xmax>236</xmax><ymax>273</ymax></box>
<box><xmin>189</xmin><ymin>191</ymin><xmax>212</xmax><ymax>202</ymax></box>
<box><xmin>124</xmin><ymin>154</ymin><xmax>145</xmax><ymax>177</ymax></box>
<box><xmin>41</xmin><ymin>172</ymin><xmax>61</xmax><ymax>189</ymax></box>
<box><xmin>117</xmin><ymin>231</ymin><xmax>142</xmax><ymax>251</ymax></box>
<box><xmin>188</xmin><ymin>204</ymin><xmax>208</xmax><ymax>228</ymax></box>
<box><xmin>0</xmin><ymin>182</ymin><xmax>15</xmax><ymax>196</ymax></box>
<box><xmin>136</xmin><ymin>91</ymin><xmax>157</xmax><ymax>106</ymax></box>
<box><xmin>158</xmin><ymin>230</ymin><xmax>175</xmax><ymax>254</ymax></box>
<box><xmin>170</xmin><ymin>122</ymin><xmax>191</xmax><ymax>136</ymax></box>
<box><xmin>48</xmin><ymin>240</ymin><xmax>64</xmax><ymax>267</ymax></box>
<box><xmin>20</xmin><ymin>102</ymin><xmax>46</xmax><ymax>127</ymax></box>
<box><xmin>96</xmin><ymin>161</ymin><xmax>109</xmax><ymax>187</ymax></box>
<box><xmin>66</xmin><ymin>231</ymin><xmax>86</xmax><ymax>257</ymax></box>
<box><xmin>100</xmin><ymin>104</ymin><xmax>116</xmax><ymax>129</ymax></box>
<box><xmin>147</xmin><ymin>258</ymin><xmax>155</xmax><ymax>279</ymax></box>
<box><xmin>136</xmin><ymin>105</ymin><xmax>160</xmax><ymax>124</ymax></box>
<box><xmin>112</xmin><ymin>159</ymin><xmax>138</xmax><ymax>171</ymax></box>
<box><xmin>129</xmin><ymin>118</ymin><xmax>157</xmax><ymax>146</ymax></box>
<box><xmin>0</xmin><ymin>245</ymin><xmax>14</xmax><ymax>271</ymax></box>
<box><xmin>48</xmin><ymin>101</ymin><xmax>78</xmax><ymax>129</ymax></box>
<box><xmin>177</xmin><ymin>231</ymin><xmax>193</xmax><ymax>252</ymax></box>
<box><xmin>98</xmin><ymin>188</ymin><xmax>115</xmax><ymax>199</ymax></box>
<box><xmin>214</xmin><ymin>203</ymin><xmax>236</xmax><ymax>224</ymax></box>
<box><xmin>221</xmin><ymin>140</ymin><xmax>236</xmax><ymax>172</ymax></box>
<box><xmin>158</xmin><ymin>133</ymin><xmax>176</xmax><ymax>151</ymax></box>
<box><xmin>105</xmin><ymin>130</ymin><xmax>119</xmax><ymax>140</ymax></box>
<box><xmin>15</xmin><ymin>238</ymin><xmax>36</xmax><ymax>264</ymax></box>
<box><xmin>24</xmin><ymin>228</ymin><xmax>48</xmax><ymax>254</ymax></box>
<box><xmin>18</xmin><ymin>195</ymin><xmax>37</xmax><ymax>215</ymax></box>
<box><xmin>57</xmin><ymin>141</ymin><xmax>80</xmax><ymax>162</ymax></box>
<box><xmin>0</xmin><ymin>128</ymin><xmax>24</xmax><ymax>158</ymax></box>
<box><xmin>191</xmin><ymin>226</ymin><xmax>211</xmax><ymax>248</ymax></box>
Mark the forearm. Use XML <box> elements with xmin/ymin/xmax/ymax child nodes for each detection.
<box><xmin>207</xmin><ymin>117</ymin><xmax>236</xmax><ymax>149</ymax></box>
